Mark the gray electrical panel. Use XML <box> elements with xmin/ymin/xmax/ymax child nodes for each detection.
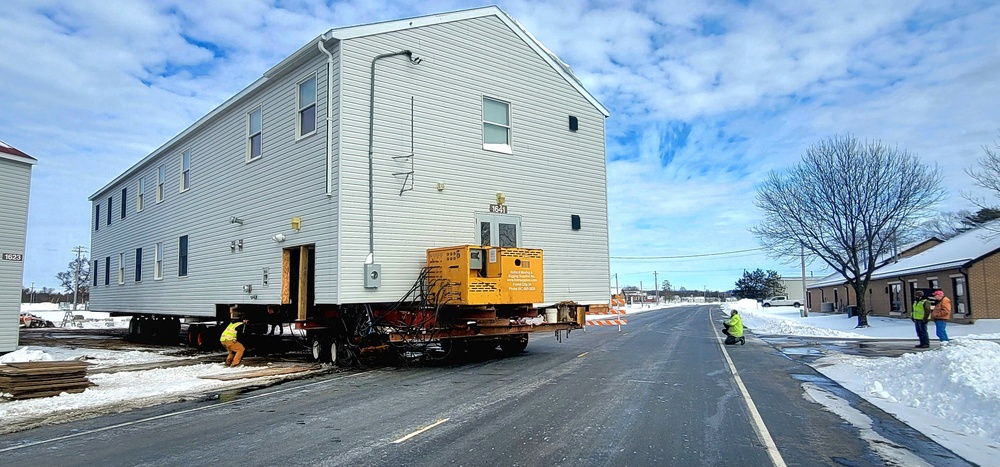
<box><xmin>469</xmin><ymin>248</ymin><xmax>484</xmax><ymax>270</ymax></box>
<box><xmin>364</xmin><ymin>263</ymin><xmax>381</xmax><ymax>288</ymax></box>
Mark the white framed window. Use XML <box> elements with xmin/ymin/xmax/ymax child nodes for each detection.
<box><xmin>157</xmin><ymin>165</ymin><xmax>165</xmax><ymax>202</ymax></box>
<box><xmin>118</xmin><ymin>253</ymin><xmax>125</xmax><ymax>285</ymax></box>
<box><xmin>154</xmin><ymin>242</ymin><xmax>163</xmax><ymax>280</ymax></box>
<box><xmin>180</xmin><ymin>150</ymin><xmax>191</xmax><ymax>192</ymax></box>
<box><xmin>137</xmin><ymin>178</ymin><xmax>145</xmax><ymax>211</ymax></box>
<box><xmin>178</xmin><ymin>235</ymin><xmax>188</xmax><ymax>277</ymax></box>
<box><xmin>135</xmin><ymin>248</ymin><xmax>143</xmax><ymax>282</ymax></box>
<box><xmin>297</xmin><ymin>75</ymin><xmax>317</xmax><ymax>138</ymax></box>
<box><xmin>483</xmin><ymin>97</ymin><xmax>511</xmax><ymax>154</ymax></box>
<box><xmin>247</xmin><ymin>105</ymin><xmax>263</xmax><ymax>161</ymax></box>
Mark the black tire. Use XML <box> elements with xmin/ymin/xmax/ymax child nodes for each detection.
<box><xmin>793</xmin><ymin>302</ymin><xmax>801</xmax><ymax>308</ymax></box>
<box><xmin>333</xmin><ymin>339</ymin><xmax>356</xmax><ymax>367</ymax></box>
<box><xmin>499</xmin><ymin>334</ymin><xmax>529</xmax><ymax>356</ymax></box>
<box><xmin>762</xmin><ymin>303</ymin><xmax>771</xmax><ymax>307</ymax></box>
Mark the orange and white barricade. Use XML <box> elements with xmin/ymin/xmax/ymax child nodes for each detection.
<box><xmin>586</xmin><ymin>296</ymin><xmax>627</xmax><ymax>330</ymax></box>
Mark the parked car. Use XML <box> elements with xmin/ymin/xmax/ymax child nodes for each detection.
<box><xmin>762</xmin><ymin>296</ymin><xmax>801</xmax><ymax>307</ymax></box>
<box><xmin>19</xmin><ymin>312</ymin><xmax>55</xmax><ymax>328</ymax></box>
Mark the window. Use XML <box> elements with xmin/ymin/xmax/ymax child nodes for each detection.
<box><xmin>154</xmin><ymin>242</ymin><xmax>163</xmax><ymax>280</ymax></box>
<box><xmin>104</xmin><ymin>257</ymin><xmax>110</xmax><ymax>286</ymax></box>
<box><xmin>118</xmin><ymin>253</ymin><xmax>125</xmax><ymax>285</ymax></box>
<box><xmin>180</xmin><ymin>150</ymin><xmax>191</xmax><ymax>191</ymax></box>
<box><xmin>120</xmin><ymin>188</ymin><xmax>127</xmax><ymax>219</ymax></box>
<box><xmin>477</xmin><ymin>213</ymin><xmax>522</xmax><ymax>247</ymax></box>
<box><xmin>247</xmin><ymin>106</ymin><xmax>262</xmax><ymax>161</ymax></box>
<box><xmin>157</xmin><ymin>166</ymin><xmax>165</xmax><ymax>202</ymax></box>
<box><xmin>107</xmin><ymin>197</ymin><xmax>113</xmax><ymax>225</ymax></box>
<box><xmin>889</xmin><ymin>283</ymin><xmax>901</xmax><ymax>312</ymax></box>
<box><xmin>95</xmin><ymin>205</ymin><xmax>100</xmax><ymax>231</ymax></box>
<box><xmin>137</xmin><ymin>178</ymin><xmax>145</xmax><ymax>211</ymax></box>
<box><xmin>178</xmin><ymin>235</ymin><xmax>188</xmax><ymax>277</ymax></box>
<box><xmin>297</xmin><ymin>76</ymin><xmax>317</xmax><ymax>137</ymax></box>
<box><xmin>135</xmin><ymin>248</ymin><xmax>143</xmax><ymax>282</ymax></box>
<box><xmin>93</xmin><ymin>260</ymin><xmax>99</xmax><ymax>286</ymax></box>
<box><xmin>952</xmin><ymin>277</ymin><xmax>967</xmax><ymax>314</ymax></box>
<box><xmin>483</xmin><ymin>97</ymin><xmax>511</xmax><ymax>153</ymax></box>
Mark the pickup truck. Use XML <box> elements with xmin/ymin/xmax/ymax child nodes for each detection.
<box><xmin>761</xmin><ymin>296</ymin><xmax>801</xmax><ymax>307</ymax></box>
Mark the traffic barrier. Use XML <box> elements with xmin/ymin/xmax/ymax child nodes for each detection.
<box><xmin>586</xmin><ymin>296</ymin><xmax>627</xmax><ymax>329</ymax></box>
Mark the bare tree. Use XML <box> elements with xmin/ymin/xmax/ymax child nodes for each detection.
<box><xmin>751</xmin><ymin>135</ymin><xmax>946</xmax><ymax>327</ymax></box>
<box><xmin>965</xmin><ymin>134</ymin><xmax>1000</xmax><ymax>235</ymax></box>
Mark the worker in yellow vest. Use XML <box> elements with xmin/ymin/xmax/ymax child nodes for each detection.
<box><xmin>221</xmin><ymin>308</ymin><xmax>247</xmax><ymax>367</ymax></box>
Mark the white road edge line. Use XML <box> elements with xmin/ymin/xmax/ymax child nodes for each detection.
<box><xmin>712</xmin><ymin>312</ymin><xmax>788</xmax><ymax>467</ymax></box>
<box><xmin>391</xmin><ymin>418</ymin><xmax>450</xmax><ymax>444</ymax></box>
<box><xmin>0</xmin><ymin>371</ymin><xmax>369</xmax><ymax>454</ymax></box>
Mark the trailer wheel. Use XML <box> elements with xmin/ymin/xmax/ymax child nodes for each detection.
<box><xmin>499</xmin><ymin>334</ymin><xmax>529</xmax><ymax>356</ymax></box>
<box><xmin>311</xmin><ymin>336</ymin><xmax>331</xmax><ymax>363</ymax></box>
<box><xmin>186</xmin><ymin>325</ymin><xmax>200</xmax><ymax>347</ymax></box>
<box><xmin>332</xmin><ymin>339</ymin><xmax>356</xmax><ymax>367</ymax></box>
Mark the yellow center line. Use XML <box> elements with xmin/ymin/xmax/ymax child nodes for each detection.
<box><xmin>391</xmin><ymin>418</ymin><xmax>450</xmax><ymax>444</ymax></box>
<box><xmin>577</xmin><ymin>352</ymin><xmax>589</xmax><ymax>358</ymax></box>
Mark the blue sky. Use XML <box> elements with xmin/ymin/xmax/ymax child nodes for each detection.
<box><xmin>3</xmin><ymin>0</ymin><xmax>1000</xmax><ymax>293</ymax></box>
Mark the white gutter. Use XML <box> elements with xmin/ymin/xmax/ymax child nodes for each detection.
<box><xmin>318</xmin><ymin>39</ymin><xmax>335</xmax><ymax>196</ymax></box>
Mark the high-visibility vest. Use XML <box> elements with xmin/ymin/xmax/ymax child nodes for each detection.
<box><xmin>912</xmin><ymin>299</ymin><xmax>928</xmax><ymax>320</ymax></box>
<box><xmin>220</xmin><ymin>322</ymin><xmax>243</xmax><ymax>342</ymax></box>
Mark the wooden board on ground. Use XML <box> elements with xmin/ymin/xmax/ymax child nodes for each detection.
<box><xmin>0</xmin><ymin>361</ymin><xmax>93</xmax><ymax>400</ymax></box>
<box><xmin>198</xmin><ymin>364</ymin><xmax>321</xmax><ymax>381</ymax></box>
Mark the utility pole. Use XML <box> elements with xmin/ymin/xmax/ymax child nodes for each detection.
<box><xmin>653</xmin><ymin>271</ymin><xmax>658</xmax><ymax>304</ymax></box>
<box><xmin>30</xmin><ymin>281</ymin><xmax>34</xmax><ymax>303</ymax></box>
<box><xmin>71</xmin><ymin>245</ymin><xmax>87</xmax><ymax>311</ymax></box>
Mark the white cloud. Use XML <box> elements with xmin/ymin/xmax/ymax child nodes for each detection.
<box><xmin>4</xmin><ymin>0</ymin><xmax>1000</xmax><ymax>291</ymax></box>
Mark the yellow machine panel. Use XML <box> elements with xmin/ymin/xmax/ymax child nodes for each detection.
<box><xmin>426</xmin><ymin>245</ymin><xmax>544</xmax><ymax>306</ymax></box>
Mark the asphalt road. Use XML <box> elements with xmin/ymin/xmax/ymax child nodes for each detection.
<box><xmin>0</xmin><ymin>306</ymin><xmax>976</xmax><ymax>466</ymax></box>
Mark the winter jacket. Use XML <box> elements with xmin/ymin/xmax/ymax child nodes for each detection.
<box><xmin>726</xmin><ymin>314</ymin><xmax>744</xmax><ymax>337</ymax></box>
<box><xmin>912</xmin><ymin>299</ymin><xmax>929</xmax><ymax>321</ymax></box>
<box><xmin>932</xmin><ymin>296</ymin><xmax>952</xmax><ymax>320</ymax></box>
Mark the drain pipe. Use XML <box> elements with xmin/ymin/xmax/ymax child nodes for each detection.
<box><xmin>367</xmin><ymin>50</ymin><xmax>419</xmax><ymax>263</ymax></box>
<box><xmin>318</xmin><ymin>39</ymin><xmax>335</xmax><ymax>196</ymax></box>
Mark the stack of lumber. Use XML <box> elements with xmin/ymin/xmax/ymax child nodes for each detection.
<box><xmin>0</xmin><ymin>361</ymin><xmax>93</xmax><ymax>400</ymax></box>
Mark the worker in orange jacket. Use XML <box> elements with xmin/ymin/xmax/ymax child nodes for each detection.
<box><xmin>221</xmin><ymin>308</ymin><xmax>247</xmax><ymax>367</ymax></box>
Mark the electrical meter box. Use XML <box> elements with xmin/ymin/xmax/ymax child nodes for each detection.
<box><xmin>426</xmin><ymin>245</ymin><xmax>544</xmax><ymax>305</ymax></box>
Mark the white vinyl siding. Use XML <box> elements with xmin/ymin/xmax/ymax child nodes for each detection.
<box><xmin>87</xmin><ymin>10</ymin><xmax>608</xmax><ymax>315</ymax></box>
<box><xmin>0</xmin><ymin>157</ymin><xmax>32</xmax><ymax>352</ymax></box>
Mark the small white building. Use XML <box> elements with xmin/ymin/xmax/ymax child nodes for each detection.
<box><xmin>88</xmin><ymin>6</ymin><xmax>611</xmax><ymax>320</ymax></box>
<box><xmin>0</xmin><ymin>141</ymin><xmax>36</xmax><ymax>353</ymax></box>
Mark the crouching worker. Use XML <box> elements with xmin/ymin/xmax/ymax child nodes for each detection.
<box><xmin>221</xmin><ymin>307</ymin><xmax>247</xmax><ymax>367</ymax></box>
<box><xmin>723</xmin><ymin>310</ymin><xmax>745</xmax><ymax>345</ymax></box>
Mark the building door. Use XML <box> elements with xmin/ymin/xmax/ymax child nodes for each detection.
<box><xmin>282</xmin><ymin>244</ymin><xmax>315</xmax><ymax>321</ymax></box>
<box><xmin>475</xmin><ymin>213</ymin><xmax>522</xmax><ymax>247</ymax></box>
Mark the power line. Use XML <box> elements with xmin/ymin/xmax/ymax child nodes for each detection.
<box><xmin>611</xmin><ymin>247</ymin><xmax>763</xmax><ymax>260</ymax></box>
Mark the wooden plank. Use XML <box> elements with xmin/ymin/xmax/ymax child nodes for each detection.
<box><xmin>198</xmin><ymin>365</ymin><xmax>320</xmax><ymax>381</ymax></box>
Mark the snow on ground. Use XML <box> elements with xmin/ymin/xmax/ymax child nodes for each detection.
<box><xmin>722</xmin><ymin>299</ymin><xmax>1000</xmax><ymax>466</ymax></box>
<box><xmin>2</xmin><ymin>301</ymin><xmax>998</xmax><ymax>465</ymax></box>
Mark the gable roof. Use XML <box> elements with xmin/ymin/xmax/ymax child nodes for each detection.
<box><xmin>317</xmin><ymin>6</ymin><xmax>609</xmax><ymax>117</ymax></box>
<box><xmin>0</xmin><ymin>140</ymin><xmax>38</xmax><ymax>165</ymax></box>
<box><xmin>92</xmin><ymin>6</ymin><xmax>607</xmax><ymax>200</ymax></box>
<box><xmin>871</xmin><ymin>223</ymin><xmax>1000</xmax><ymax>279</ymax></box>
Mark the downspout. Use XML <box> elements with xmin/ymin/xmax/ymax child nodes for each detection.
<box><xmin>318</xmin><ymin>39</ymin><xmax>335</xmax><ymax>196</ymax></box>
<box><xmin>367</xmin><ymin>50</ymin><xmax>418</xmax><ymax>263</ymax></box>
<box><xmin>960</xmin><ymin>267</ymin><xmax>971</xmax><ymax>318</ymax></box>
